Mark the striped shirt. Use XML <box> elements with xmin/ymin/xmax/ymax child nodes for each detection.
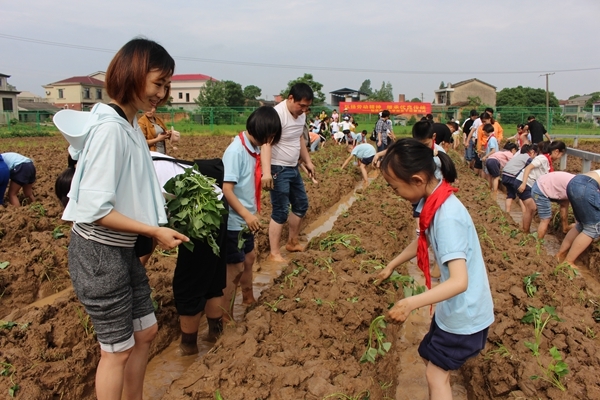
<box><xmin>72</xmin><ymin>223</ymin><xmax>137</xmax><ymax>247</ymax></box>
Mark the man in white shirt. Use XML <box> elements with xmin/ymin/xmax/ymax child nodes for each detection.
<box><xmin>261</xmin><ymin>83</ymin><xmax>315</xmax><ymax>262</ymax></box>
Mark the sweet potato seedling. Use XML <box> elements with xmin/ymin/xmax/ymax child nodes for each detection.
<box><xmin>360</xmin><ymin>315</ymin><xmax>391</xmax><ymax>364</ymax></box>
<box><xmin>523</xmin><ymin>272</ymin><xmax>541</xmax><ymax>298</ymax></box>
<box><xmin>522</xmin><ymin>305</ymin><xmax>562</xmax><ymax>356</ymax></box>
<box><xmin>0</xmin><ymin>261</ymin><xmax>9</xmax><ymax>270</ymax></box>
<box><xmin>264</xmin><ymin>295</ymin><xmax>284</xmax><ymax>312</ymax></box>
<box><xmin>530</xmin><ymin>346</ymin><xmax>569</xmax><ymax>391</ymax></box>
<box><xmin>553</xmin><ymin>262</ymin><xmax>578</xmax><ymax>280</ymax></box>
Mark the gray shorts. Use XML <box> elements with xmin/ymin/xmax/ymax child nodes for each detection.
<box><xmin>68</xmin><ymin>232</ymin><xmax>157</xmax><ymax>352</ymax></box>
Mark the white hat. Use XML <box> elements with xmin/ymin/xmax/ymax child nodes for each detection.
<box><xmin>54</xmin><ymin>110</ymin><xmax>96</xmax><ymax>149</ymax></box>
<box><xmin>343</xmin><ymin>116</ymin><xmax>349</xmax><ymax>120</ymax></box>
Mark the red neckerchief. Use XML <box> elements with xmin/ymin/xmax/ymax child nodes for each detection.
<box><xmin>418</xmin><ymin>181</ymin><xmax>459</xmax><ymax>290</ymax></box>
<box><xmin>239</xmin><ymin>132</ymin><xmax>262</xmax><ymax>212</ymax></box>
<box><xmin>544</xmin><ymin>153</ymin><xmax>554</xmax><ymax>172</ymax></box>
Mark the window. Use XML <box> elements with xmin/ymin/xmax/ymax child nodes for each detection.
<box><xmin>178</xmin><ymin>92</ymin><xmax>183</xmax><ymax>99</ymax></box>
<box><xmin>2</xmin><ymin>98</ymin><xmax>13</xmax><ymax>111</ymax></box>
<box><xmin>594</xmin><ymin>105</ymin><xmax>600</xmax><ymax>113</ymax></box>
<box><xmin>96</xmin><ymin>88</ymin><xmax>103</xmax><ymax>99</ymax></box>
<box><xmin>83</xmin><ymin>88</ymin><xmax>91</xmax><ymax>99</ymax></box>
<box><xmin>58</xmin><ymin>89</ymin><xmax>64</xmax><ymax>98</ymax></box>
<box><xmin>564</xmin><ymin>106</ymin><xmax>578</xmax><ymax>113</ymax></box>
<box><xmin>186</xmin><ymin>93</ymin><xmax>190</xmax><ymax>102</ymax></box>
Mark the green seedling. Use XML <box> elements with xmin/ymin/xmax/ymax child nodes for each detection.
<box><xmin>502</xmin><ymin>252</ymin><xmax>511</xmax><ymax>261</ymax></box>
<box><xmin>484</xmin><ymin>342</ymin><xmax>511</xmax><ymax>360</ymax></box>
<box><xmin>284</xmin><ymin>265</ymin><xmax>306</xmax><ymax>288</ymax></box>
<box><xmin>388</xmin><ymin>231</ymin><xmax>397</xmax><ymax>240</ymax></box>
<box><xmin>313</xmin><ymin>298</ymin><xmax>323</xmax><ymax>306</ymax></box>
<box><xmin>383</xmin><ymin>271</ymin><xmax>426</xmax><ymax>298</ymax></box>
<box><xmin>323</xmin><ymin>390</ymin><xmax>370</xmax><ymax>400</ymax></box>
<box><xmin>586</xmin><ymin>327</ymin><xmax>596</xmax><ymax>339</ymax></box>
<box><xmin>30</xmin><ymin>203</ymin><xmax>46</xmax><ymax>217</ymax></box>
<box><xmin>523</xmin><ymin>272</ymin><xmax>541</xmax><ymax>298</ymax></box>
<box><xmin>319</xmin><ymin>233</ymin><xmax>361</xmax><ymax>252</ymax></box>
<box><xmin>0</xmin><ymin>321</ymin><xmax>17</xmax><ymax>330</ymax></box>
<box><xmin>264</xmin><ymin>295</ymin><xmax>284</xmax><ymax>312</ymax></box>
<box><xmin>346</xmin><ymin>297</ymin><xmax>359</xmax><ymax>303</ymax></box>
<box><xmin>476</xmin><ymin>225</ymin><xmax>496</xmax><ymax>250</ymax></box>
<box><xmin>553</xmin><ymin>262</ymin><xmax>579</xmax><ymax>280</ymax></box>
<box><xmin>236</xmin><ymin>226</ymin><xmax>251</xmax><ymax>250</ymax></box>
<box><xmin>150</xmin><ymin>288</ymin><xmax>160</xmax><ymax>312</ymax></box>
<box><xmin>530</xmin><ymin>346</ymin><xmax>569</xmax><ymax>391</ymax></box>
<box><xmin>214</xmin><ymin>389</ymin><xmax>224</xmax><ymax>400</ymax></box>
<box><xmin>74</xmin><ymin>305</ymin><xmax>95</xmax><ymax>336</ymax></box>
<box><xmin>0</xmin><ymin>261</ymin><xmax>9</xmax><ymax>270</ymax></box>
<box><xmin>522</xmin><ymin>305</ymin><xmax>562</xmax><ymax>356</ymax></box>
<box><xmin>360</xmin><ymin>315</ymin><xmax>391</xmax><ymax>363</ymax></box>
<box><xmin>1</xmin><ymin>362</ymin><xmax>19</xmax><ymax>398</ymax></box>
<box><xmin>359</xmin><ymin>260</ymin><xmax>386</xmax><ymax>272</ymax></box>
<box><xmin>315</xmin><ymin>257</ymin><xmax>336</xmax><ymax>281</ymax></box>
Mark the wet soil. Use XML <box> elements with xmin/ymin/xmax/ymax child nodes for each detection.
<box><xmin>1</xmin><ymin>136</ymin><xmax>600</xmax><ymax>399</ymax></box>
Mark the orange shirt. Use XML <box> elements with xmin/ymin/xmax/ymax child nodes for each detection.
<box><xmin>477</xmin><ymin>121</ymin><xmax>503</xmax><ymax>152</ymax></box>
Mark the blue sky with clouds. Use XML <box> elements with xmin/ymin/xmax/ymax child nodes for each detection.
<box><xmin>2</xmin><ymin>0</ymin><xmax>599</xmax><ymax>102</ymax></box>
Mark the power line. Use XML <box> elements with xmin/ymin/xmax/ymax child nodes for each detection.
<box><xmin>2</xmin><ymin>33</ymin><xmax>600</xmax><ymax>76</ymax></box>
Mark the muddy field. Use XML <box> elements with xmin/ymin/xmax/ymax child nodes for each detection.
<box><xmin>1</xmin><ymin>135</ymin><xmax>600</xmax><ymax>399</ymax></box>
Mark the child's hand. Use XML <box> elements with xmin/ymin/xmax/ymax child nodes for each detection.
<box><xmin>388</xmin><ymin>298</ymin><xmax>413</xmax><ymax>323</ymax></box>
<box><xmin>244</xmin><ymin>214</ymin><xmax>261</xmax><ymax>233</ymax></box>
<box><xmin>153</xmin><ymin>227</ymin><xmax>189</xmax><ymax>250</ymax></box>
<box><xmin>517</xmin><ymin>183</ymin><xmax>526</xmax><ymax>193</ymax></box>
<box><xmin>261</xmin><ymin>173</ymin><xmax>274</xmax><ymax>191</ymax></box>
<box><xmin>375</xmin><ymin>265</ymin><xmax>394</xmax><ymax>284</ymax></box>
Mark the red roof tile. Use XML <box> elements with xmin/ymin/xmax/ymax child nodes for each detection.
<box><xmin>52</xmin><ymin>76</ymin><xmax>105</xmax><ymax>86</ymax></box>
<box><xmin>172</xmin><ymin>74</ymin><xmax>216</xmax><ymax>81</ymax></box>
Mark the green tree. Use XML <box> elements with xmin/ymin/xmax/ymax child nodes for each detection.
<box><xmin>243</xmin><ymin>85</ymin><xmax>262</xmax><ymax>101</ymax></box>
<box><xmin>359</xmin><ymin>79</ymin><xmax>373</xmax><ymax>96</ymax></box>
<box><xmin>222</xmin><ymin>80</ymin><xmax>245</xmax><ymax>107</ymax></box>
<box><xmin>584</xmin><ymin>92</ymin><xmax>600</xmax><ymax>110</ymax></box>
<box><xmin>467</xmin><ymin>96</ymin><xmax>482</xmax><ymax>108</ymax></box>
<box><xmin>369</xmin><ymin>81</ymin><xmax>394</xmax><ymax>102</ymax></box>
<box><xmin>195</xmin><ymin>80</ymin><xmax>227</xmax><ymax>108</ymax></box>
<box><xmin>280</xmin><ymin>73</ymin><xmax>326</xmax><ymax>104</ymax></box>
<box><xmin>496</xmin><ymin>86</ymin><xmax>559</xmax><ymax>108</ymax></box>
<box><xmin>439</xmin><ymin>81</ymin><xmax>445</xmax><ymax>89</ymax></box>
<box><xmin>410</xmin><ymin>97</ymin><xmax>421</xmax><ymax>103</ymax></box>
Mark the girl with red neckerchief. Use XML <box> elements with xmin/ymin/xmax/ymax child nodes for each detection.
<box><xmin>376</xmin><ymin>138</ymin><xmax>494</xmax><ymax>400</ymax></box>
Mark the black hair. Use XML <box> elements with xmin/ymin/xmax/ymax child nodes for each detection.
<box><xmin>485</xmin><ymin>107</ymin><xmax>494</xmax><ymax>115</ymax></box>
<box><xmin>361</xmin><ymin>129</ymin><xmax>368</xmax><ymax>134</ymax></box>
<box><xmin>412</xmin><ymin>120</ymin><xmax>434</xmax><ymax>141</ymax></box>
<box><xmin>381</xmin><ymin>110</ymin><xmax>390</xmax><ymax>118</ymax></box>
<box><xmin>447</xmin><ymin>121</ymin><xmax>459</xmax><ymax>132</ymax></box>
<box><xmin>288</xmin><ymin>83</ymin><xmax>314</xmax><ymax>102</ymax></box>
<box><xmin>55</xmin><ymin>155</ymin><xmax>77</xmax><ymax>208</ymax></box>
<box><xmin>527</xmin><ymin>115</ymin><xmax>535</xmax><ymax>121</ymax></box>
<box><xmin>503</xmin><ymin>142</ymin><xmax>518</xmax><ymax>151</ymax></box>
<box><xmin>517</xmin><ymin>123</ymin><xmax>525</xmax><ymax>129</ymax></box>
<box><xmin>480</xmin><ymin>112</ymin><xmax>491</xmax><ymax>120</ymax></box>
<box><xmin>483</xmin><ymin>123</ymin><xmax>494</xmax><ymax>134</ymax></box>
<box><xmin>381</xmin><ymin>138</ymin><xmax>457</xmax><ymax>184</ymax></box>
<box><xmin>520</xmin><ymin>144</ymin><xmax>533</xmax><ymax>154</ymax></box>
<box><xmin>425</xmin><ymin>113</ymin><xmax>434</xmax><ymax>121</ymax></box>
<box><xmin>246</xmin><ymin>106</ymin><xmax>282</xmax><ymax>146</ymax></box>
<box><xmin>543</xmin><ymin>140</ymin><xmax>566</xmax><ymax>154</ymax></box>
<box><xmin>537</xmin><ymin>141</ymin><xmax>549</xmax><ymax>154</ymax></box>
<box><xmin>470</xmin><ymin>109</ymin><xmax>479</xmax><ymax>117</ymax></box>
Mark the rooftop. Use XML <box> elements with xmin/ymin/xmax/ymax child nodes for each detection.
<box><xmin>47</xmin><ymin>76</ymin><xmax>105</xmax><ymax>86</ymax></box>
<box><xmin>172</xmin><ymin>74</ymin><xmax>216</xmax><ymax>81</ymax></box>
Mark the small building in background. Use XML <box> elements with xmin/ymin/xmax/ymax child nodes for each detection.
<box><xmin>434</xmin><ymin>79</ymin><xmax>496</xmax><ymax>107</ymax></box>
<box><xmin>43</xmin><ymin>73</ymin><xmax>109</xmax><ymax>111</ymax></box>
<box><xmin>170</xmin><ymin>74</ymin><xmax>217</xmax><ymax>111</ymax></box>
<box><xmin>329</xmin><ymin>88</ymin><xmax>369</xmax><ymax>107</ymax></box>
<box><xmin>0</xmin><ymin>73</ymin><xmax>20</xmax><ymax>124</ymax></box>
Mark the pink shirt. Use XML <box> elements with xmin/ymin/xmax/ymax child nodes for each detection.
<box><xmin>488</xmin><ymin>150</ymin><xmax>514</xmax><ymax>168</ymax></box>
<box><xmin>535</xmin><ymin>171</ymin><xmax>575</xmax><ymax>200</ymax></box>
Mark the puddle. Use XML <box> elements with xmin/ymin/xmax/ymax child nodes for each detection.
<box><xmin>394</xmin><ymin>260</ymin><xmax>467</xmax><ymax>400</ymax></box>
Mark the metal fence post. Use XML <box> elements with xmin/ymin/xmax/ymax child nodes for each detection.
<box><xmin>210</xmin><ymin>108</ymin><xmax>214</xmax><ymax>131</ymax></box>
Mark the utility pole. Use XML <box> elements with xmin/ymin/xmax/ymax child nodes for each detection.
<box><xmin>421</xmin><ymin>93</ymin><xmax>424</xmax><ymax>102</ymax></box>
<box><xmin>540</xmin><ymin>72</ymin><xmax>555</xmax><ymax>132</ymax></box>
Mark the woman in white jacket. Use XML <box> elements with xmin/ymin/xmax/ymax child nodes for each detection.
<box><xmin>54</xmin><ymin>38</ymin><xmax>187</xmax><ymax>400</ymax></box>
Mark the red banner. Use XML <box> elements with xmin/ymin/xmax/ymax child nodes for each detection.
<box><xmin>339</xmin><ymin>101</ymin><xmax>431</xmax><ymax>115</ymax></box>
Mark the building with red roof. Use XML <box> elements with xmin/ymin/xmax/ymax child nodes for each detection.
<box><xmin>170</xmin><ymin>74</ymin><xmax>217</xmax><ymax>110</ymax></box>
<box><xmin>43</xmin><ymin>73</ymin><xmax>109</xmax><ymax>111</ymax></box>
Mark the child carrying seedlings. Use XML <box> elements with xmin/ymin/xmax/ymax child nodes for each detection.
<box><xmin>340</xmin><ymin>143</ymin><xmax>376</xmax><ymax>186</ymax></box>
<box><xmin>222</xmin><ymin>106</ymin><xmax>282</xmax><ymax>321</ymax></box>
<box><xmin>377</xmin><ymin>139</ymin><xmax>494</xmax><ymax>400</ymax></box>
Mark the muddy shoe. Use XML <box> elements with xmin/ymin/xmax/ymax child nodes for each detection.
<box><xmin>177</xmin><ymin>342</ymin><xmax>199</xmax><ymax>356</ymax></box>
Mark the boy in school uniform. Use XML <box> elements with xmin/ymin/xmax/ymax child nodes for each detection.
<box><xmin>221</xmin><ymin>107</ymin><xmax>282</xmax><ymax>321</ymax></box>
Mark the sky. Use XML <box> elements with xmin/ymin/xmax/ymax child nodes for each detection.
<box><xmin>2</xmin><ymin>0</ymin><xmax>599</xmax><ymax>103</ymax></box>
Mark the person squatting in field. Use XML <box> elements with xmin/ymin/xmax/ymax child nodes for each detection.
<box><xmin>221</xmin><ymin>107</ymin><xmax>282</xmax><ymax>322</ymax></box>
<box><xmin>0</xmin><ymin>152</ymin><xmax>37</xmax><ymax>206</ymax></box>
<box><xmin>261</xmin><ymin>83</ymin><xmax>315</xmax><ymax>262</ymax></box>
<box><xmin>531</xmin><ymin>171</ymin><xmax>575</xmax><ymax>239</ymax></box>
<box><xmin>54</xmin><ymin>38</ymin><xmax>188</xmax><ymax>400</ymax></box>
<box><xmin>483</xmin><ymin>142</ymin><xmax>518</xmax><ymax>199</ymax></box>
<box><xmin>557</xmin><ymin>169</ymin><xmax>600</xmax><ymax>269</ymax></box>
<box><xmin>340</xmin><ymin>143</ymin><xmax>376</xmax><ymax>186</ymax></box>
<box><xmin>377</xmin><ymin>138</ymin><xmax>494</xmax><ymax>400</ymax></box>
